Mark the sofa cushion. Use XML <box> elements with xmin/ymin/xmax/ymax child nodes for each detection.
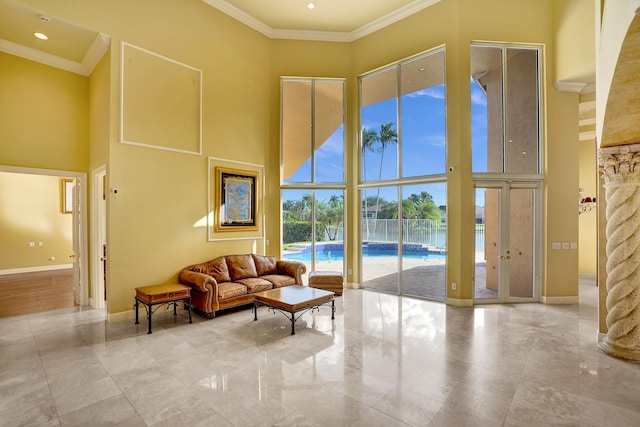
<box><xmin>217</xmin><ymin>282</ymin><xmax>248</xmax><ymax>301</ymax></box>
<box><xmin>261</xmin><ymin>274</ymin><xmax>296</xmax><ymax>288</ymax></box>
<box><xmin>203</xmin><ymin>257</ymin><xmax>231</xmax><ymax>283</ymax></box>
<box><xmin>252</xmin><ymin>254</ymin><xmax>277</xmax><ymax>276</ymax></box>
<box><xmin>237</xmin><ymin>277</ymin><xmax>273</xmax><ymax>293</ymax></box>
<box><xmin>226</xmin><ymin>254</ymin><xmax>258</xmax><ymax>281</ymax></box>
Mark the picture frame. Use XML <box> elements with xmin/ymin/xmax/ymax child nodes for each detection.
<box><xmin>215</xmin><ymin>167</ymin><xmax>258</xmax><ymax>231</ymax></box>
<box><xmin>61</xmin><ymin>178</ymin><xmax>73</xmax><ymax>214</ymax></box>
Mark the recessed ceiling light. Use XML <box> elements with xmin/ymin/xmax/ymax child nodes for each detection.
<box><xmin>307</xmin><ymin>2</ymin><xmax>315</xmax><ymax>9</ymax></box>
<box><xmin>34</xmin><ymin>32</ymin><xmax>48</xmax><ymax>40</ymax></box>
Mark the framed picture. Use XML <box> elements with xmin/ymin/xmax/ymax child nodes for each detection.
<box><xmin>61</xmin><ymin>178</ymin><xmax>73</xmax><ymax>214</ymax></box>
<box><xmin>215</xmin><ymin>167</ymin><xmax>258</xmax><ymax>231</ymax></box>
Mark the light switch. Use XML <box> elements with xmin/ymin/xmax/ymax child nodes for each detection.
<box><xmin>562</xmin><ymin>242</ymin><xmax>570</xmax><ymax>250</ymax></box>
<box><xmin>570</xmin><ymin>242</ymin><xmax>577</xmax><ymax>249</ymax></box>
<box><xmin>28</xmin><ymin>242</ymin><xmax>35</xmax><ymax>247</ymax></box>
<box><xmin>552</xmin><ymin>243</ymin><xmax>561</xmax><ymax>250</ymax></box>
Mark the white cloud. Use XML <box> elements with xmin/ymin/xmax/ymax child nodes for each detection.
<box><xmin>406</xmin><ymin>86</ymin><xmax>445</xmax><ymax>99</ymax></box>
<box><xmin>471</xmin><ymin>89</ymin><xmax>487</xmax><ymax>107</ymax></box>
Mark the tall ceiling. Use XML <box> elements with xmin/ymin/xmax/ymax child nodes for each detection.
<box><xmin>0</xmin><ymin>0</ymin><xmax>439</xmax><ymax>76</ymax></box>
<box><xmin>204</xmin><ymin>0</ymin><xmax>441</xmax><ymax>41</ymax></box>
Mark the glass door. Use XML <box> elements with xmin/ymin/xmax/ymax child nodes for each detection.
<box><xmin>474</xmin><ymin>182</ymin><xmax>538</xmax><ymax>302</ymax></box>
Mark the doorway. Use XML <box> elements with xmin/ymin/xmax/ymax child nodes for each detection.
<box><xmin>474</xmin><ymin>181</ymin><xmax>540</xmax><ymax>302</ymax></box>
<box><xmin>0</xmin><ymin>166</ymin><xmax>88</xmax><ymax>311</ymax></box>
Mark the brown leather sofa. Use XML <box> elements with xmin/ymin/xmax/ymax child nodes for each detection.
<box><xmin>179</xmin><ymin>254</ymin><xmax>306</xmax><ymax>318</ymax></box>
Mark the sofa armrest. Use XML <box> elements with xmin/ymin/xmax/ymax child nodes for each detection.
<box><xmin>276</xmin><ymin>260</ymin><xmax>307</xmax><ymax>285</ymax></box>
<box><xmin>178</xmin><ymin>270</ymin><xmax>217</xmax><ymax>293</ymax></box>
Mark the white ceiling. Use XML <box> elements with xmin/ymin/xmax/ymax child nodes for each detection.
<box><xmin>203</xmin><ymin>0</ymin><xmax>441</xmax><ymax>41</ymax></box>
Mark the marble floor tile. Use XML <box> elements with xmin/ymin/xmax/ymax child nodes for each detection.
<box><xmin>1</xmin><ymin>277</ymin><xmax>640</xmax><ymax>426</ymax></box>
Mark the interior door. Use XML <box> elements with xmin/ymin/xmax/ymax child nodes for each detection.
<box><xmin>474</xmin><ymin>182</ymin><xmax>538</xmax><ymax>302</ymax></box>
<box><xmin>71</xmin><ymin>178</ymin><xmax>82</xmax><ymax>305</ymax></box>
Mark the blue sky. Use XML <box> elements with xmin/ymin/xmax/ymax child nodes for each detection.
<box><xmin>283</xmin><ymin>80</ymin><xmax>489</xmax><ymax>210</ymax></box>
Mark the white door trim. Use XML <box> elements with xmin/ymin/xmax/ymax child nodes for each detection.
<box><xmin>91</xmin><ymin>165</ymin><xmax>106</xmax><ymax>309</ymax></box>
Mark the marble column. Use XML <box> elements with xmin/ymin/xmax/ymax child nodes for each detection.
<box><xmin>598</xmin><ymin>143</ymin><xmax>640</xmax><ymax>362</ymax></box>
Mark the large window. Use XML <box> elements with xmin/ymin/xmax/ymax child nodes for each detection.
<box><xmin>471</xmin><ymin>44</ymin><xmax>541</xmax><ymax>174</ymax></box>
<box><xmin>281</xmin><ymin>78</ymin><xmax>346</xmax><ymax>279</ymax></box>
<box><xmin>471</xmin><ymin>43</ymin><xmax>542</xmax><ymax>303</ymax></box>
<box><xmin>359</xmin><ymin>48</ymin><xmax>447</xmax><ymax>301</ymax></box>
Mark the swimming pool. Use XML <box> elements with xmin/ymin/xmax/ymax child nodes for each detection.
<box><xmin>283</xmin><ymin>249</ymin><xmax>446</xmax><ymax>262</ymax></box>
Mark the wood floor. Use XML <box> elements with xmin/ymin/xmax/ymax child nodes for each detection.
<box><xmin>0</xmin><ymin>269</ymin><xmax>74</xmax><ymax>318</ymax></box>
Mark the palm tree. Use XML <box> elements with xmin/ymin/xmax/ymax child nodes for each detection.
<box><xmin>362</xmin><ymin>127</ymin><xmax>379</xmax><ymax>240</ymax></box>
<box><xmin>374</xmin><ymin>122</ymin><xmax>398</xmax><ymax>222</ymax></box>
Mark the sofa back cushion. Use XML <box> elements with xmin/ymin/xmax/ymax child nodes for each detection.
<box><xmin>252</xmin><ymin>254</ymin><xmax>277</xmax><ymax>276</ymax></box>
<box><xmin>190</xmin><ymin>257</ymin><xmax>231</xmax><ymax>283</ymax></box>
<box><xmin>226</xmin><ymin>254</ymin><xmax>258</xmax><ymax>281</ymax></box>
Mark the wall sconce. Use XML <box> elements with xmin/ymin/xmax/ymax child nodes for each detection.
<box><xmin>579</xmin><ymin>188</ymin><xmax>596</xmax><ymax>214</ymax></box>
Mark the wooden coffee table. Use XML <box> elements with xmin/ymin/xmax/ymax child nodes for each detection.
<box><xmin>253</xmin><ymin>285</ymin><xmax>335</xmax><ymax>335</ymax></box>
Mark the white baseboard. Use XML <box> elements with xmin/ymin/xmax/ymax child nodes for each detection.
<box><xmin>541</xmin><ymin>295</ymin><xmax>579</xmax><ymax>304</ymax></box>
<box><xmin>446</xmin><ymin>297</ymin><xmax>473</xmax><ymax>306</ymax></box>
<box><xmin>0</xmin><ymin>264</ymin><xmax>73</xmax><ymax>276</ymax></box>
<box><xmin>107</xmin><ymin>310</ymin><xmax>135</xmax><ymax>323</ymax></box>
<box><xmin>108</xmin><ymin>304</ymin><xmax>173</xmax><ymax>324</ymax></box>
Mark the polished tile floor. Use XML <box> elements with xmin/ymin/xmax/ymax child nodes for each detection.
<box><xmin>2</xmin><ymin>276</ymin><xmax>640</xmax><ymax>426</ymax></box>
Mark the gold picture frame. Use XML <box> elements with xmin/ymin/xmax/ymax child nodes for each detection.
<box><xmin>61</xmin><ymin>178</ymin><xmax>73</xmax><ymax>214</ymax></box>
<box><xmin>215</xmin><ymin>167</ymin><xmax>258</xmax><ymax>231</ymax></box>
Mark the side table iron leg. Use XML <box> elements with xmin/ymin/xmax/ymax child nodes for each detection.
<box><xmin>147</xmin><ymin>304</ymin><xmax>152</xmax><ymax>334</ymax></box>
<box><xmin>331</xmin><ymin>299</ymin><xmax>335</xmax><ymax>319</ymax></box>
<box><xmin>134</xmin><ymin>299</ymin><xmax>139</xmax><ymax>325</ymax></box>
<box><xmin>188</xmin><ymin>297</ymin><xmax>192</xmax><ymax>323</ymax></box>
<box><xmin>291</xmin><ymin>312</ymin><xmax>296</xmax><ymax>335</ymax></box>
<box><xmin>254</xmin><ymin>301</ymin><xmax>258</xmax><ymax>321</ymax></box>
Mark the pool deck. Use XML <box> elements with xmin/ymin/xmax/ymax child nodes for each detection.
<box><xmin>296</xmin><ymin>255</ymin><xmax>496</xmax><ymax>301</ymax></box>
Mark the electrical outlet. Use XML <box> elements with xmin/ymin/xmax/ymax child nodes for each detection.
<box><xmin>28</xmin><ymin>242</ymin><xmax>35</xmax><ymax>247</ymax></box>
<box><xmin>348</xmin><ymin>268</ymin><xmax>353</xmax><ymax>275</ymax></box>
<box><xmin>451</xmin><ymin>282</ymin><xmax>457</xmax><ymax>290</ymax></box>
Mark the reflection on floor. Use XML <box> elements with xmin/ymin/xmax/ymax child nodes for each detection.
<box><xmin>2</xmin><ymin>275</ymin><xmax>640</xmax><ymax>425</ymax></box>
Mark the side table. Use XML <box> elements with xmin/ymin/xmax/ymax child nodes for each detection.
<box><xmin>134</xmin><ymin>283</ymin><xmax>192</xmax><ymax>334</ymax></box>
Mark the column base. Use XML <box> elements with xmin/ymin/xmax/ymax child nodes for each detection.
<box><xmin>598</xmin><ymin>337</ymin><xmax>640</xmax><ymax>363</ymax></box>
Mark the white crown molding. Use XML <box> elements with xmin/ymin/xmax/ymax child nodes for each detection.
<box><xmin>202</xmin><ymin>0</ymin><xmax>441</xmax><ymax>42</ymax></box>
<box><xmin>351</xmin><ymin>0</ymin><xmax>441</xmax><ymax>41</ymax></box>
<box><xmin>0</xmin><ymin>33</ymin><xmax>110</xmax><ymax>76</ymax></box>
<box><xmin>82</xmin><ymin>33</ymin><xmax>111</xmax><ymax>75</ymax></box>
<box><xmin>0</xmin><ymin>38</ymin><xmax>85</xmax><ymax>75</ymax></box>
<box><xmin>201</xmin><ymin>0</ymin><xmax>273</xmax><ymax>36</ymax></box>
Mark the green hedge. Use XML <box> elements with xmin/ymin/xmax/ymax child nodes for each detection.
<box><xmin>283</xmin><ymin>221</ymin><xmax>325</xmax><ymax>244</ymax></box>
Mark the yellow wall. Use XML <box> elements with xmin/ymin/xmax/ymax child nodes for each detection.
<box><xmin>18</xmin><ymin>0</ymin><xmax>273</xmax><ymax>315</ymax></box>
<box><xmin>0</xmin><ymin>52</ymin><xmax>89</xmax><ymax>172</ymax></box>
<box><xmin>89</xmin><ymin>51</ymin><xmax>110</xmax><ymax>172</ymax></box>
<box><xmin>0</xmin><ymin>172</ymin><xmax>73</xmax><ymax>270</ymax></box>
<box><xmin>553</xmin><ymin>0</ymin><xmax>596</xmax><ymax>83</ymax></box>
<box><xmin>4</xmin><ymin>0</ymin><xmax>585</xmax><ymax>316</ymax></box>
